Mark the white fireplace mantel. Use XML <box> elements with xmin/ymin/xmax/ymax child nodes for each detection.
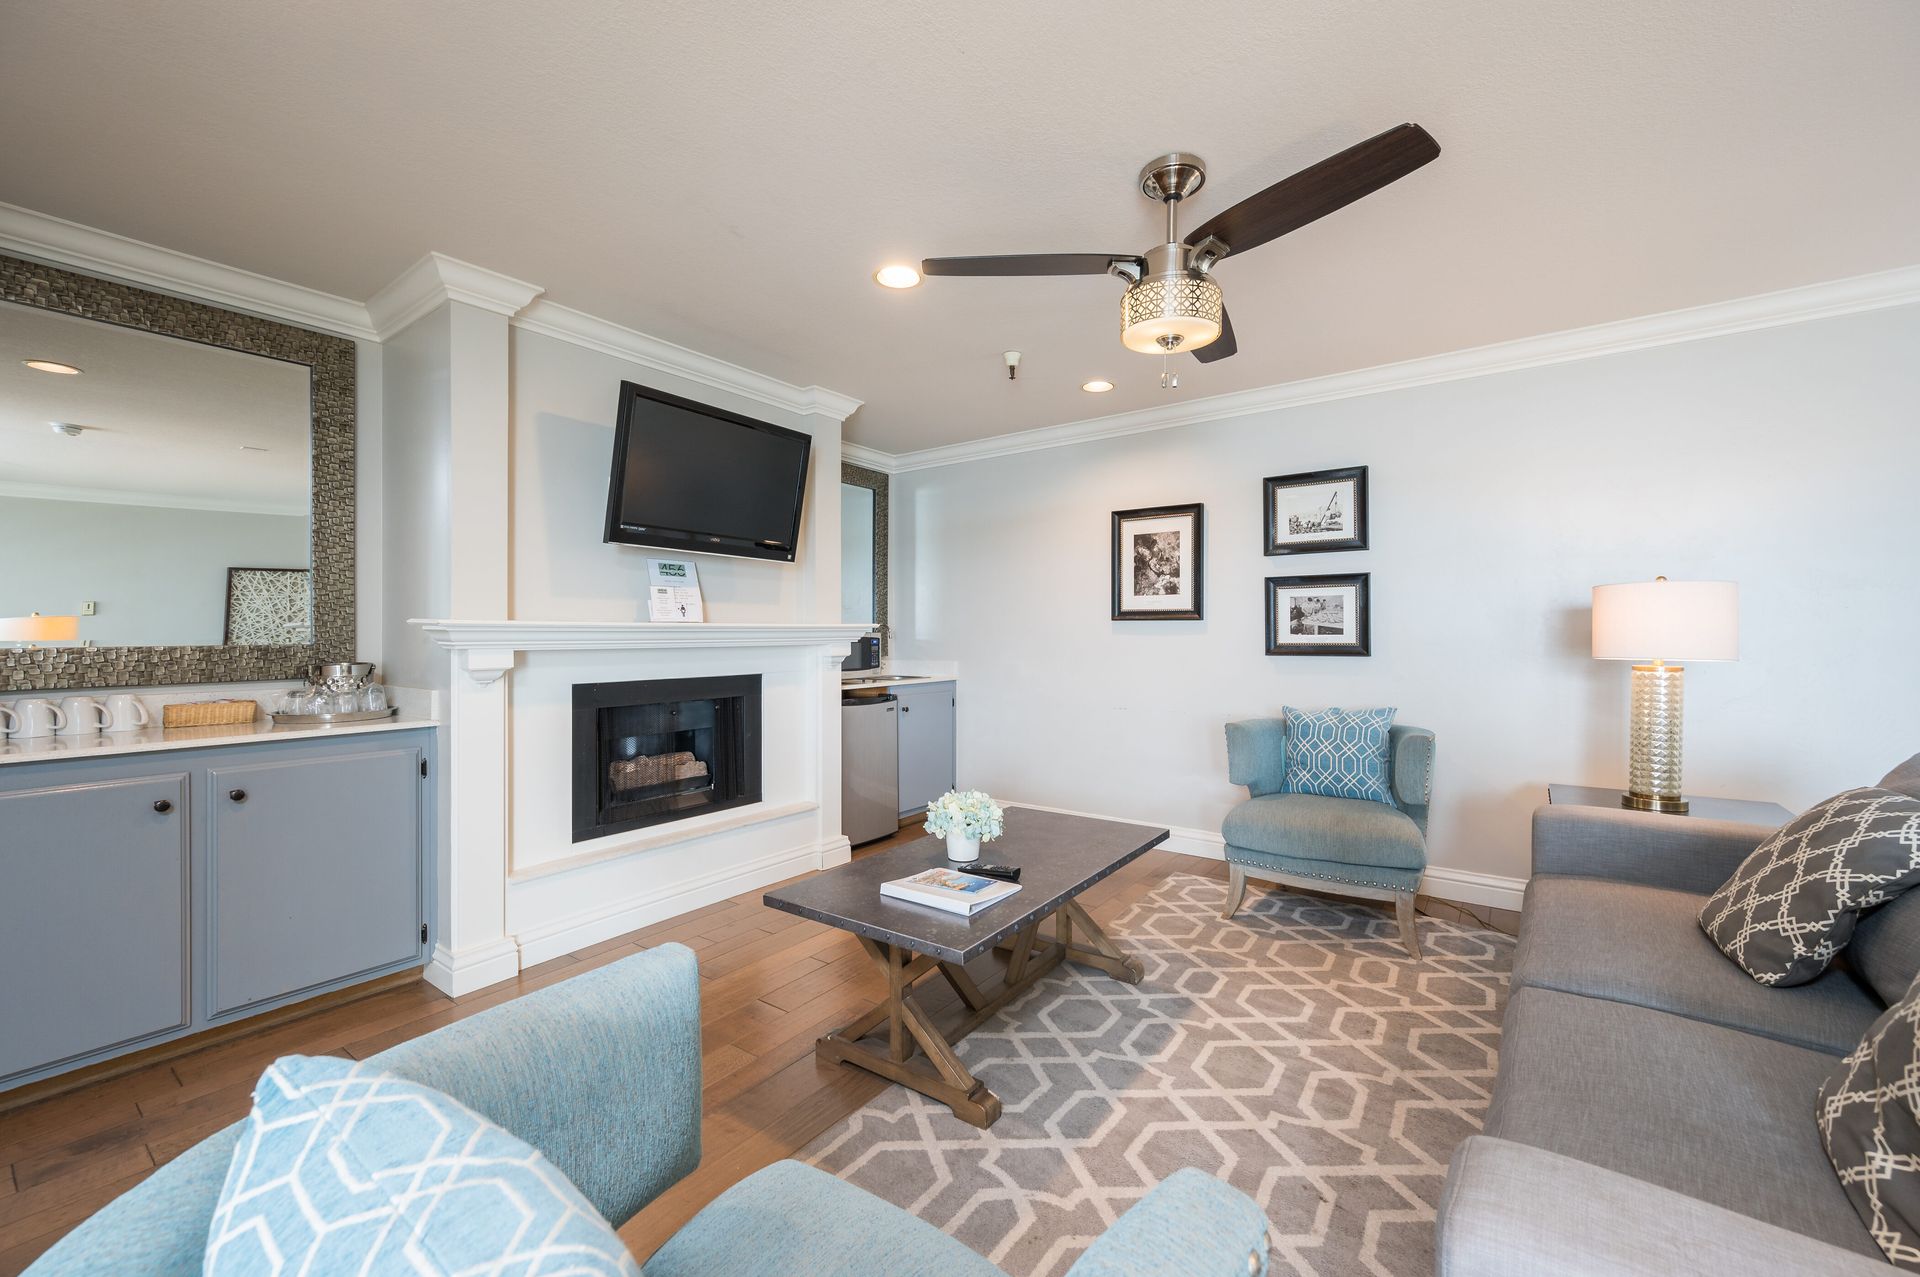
<box><xmin>413</xmin><ymin>619</ymin><xmax>874</xmax><ymax>654</ymax></box>
<box><xmin>407</xmin><ymin>616</ymin><xmax>872</xmax><ymax>997</ymax></box>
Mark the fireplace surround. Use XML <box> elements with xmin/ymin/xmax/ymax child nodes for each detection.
<box><xmin>572</xmin><ymin>675</ymin><xmax>762</xmax><ymax>842</ymax></box>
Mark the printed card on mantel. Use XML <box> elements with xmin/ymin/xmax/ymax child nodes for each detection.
<box><xmin>647</xmin><ymin>558</ymin><xmax>705</xmax><ymax>623</ymax></box>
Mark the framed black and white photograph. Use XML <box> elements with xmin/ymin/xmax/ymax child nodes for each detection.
<box><xmin>1263</xmin><ymin>465</ymin><xmax>1368</xmax><ymax>555</ymax></box>
<box><xmin>1265</xmin><ymin>572</ymin><xmax>1370</xmax><ymax>656</ymax></box>
<box><xmin>1111</xmin><ymin>503</ymin><xmax>1204</xmax><ymax>621</ymax></box>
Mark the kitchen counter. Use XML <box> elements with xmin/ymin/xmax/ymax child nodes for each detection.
<box><xmin>0</xmin><ymin>715</ymin><xmax>438</xmax><ymax>766</ymax></box>
<box><xmin>840</xmin><ymin>673</ymin><xmax>955</xmax><ymax>691</ymax></box>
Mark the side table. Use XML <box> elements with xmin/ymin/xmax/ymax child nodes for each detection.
<box><xmin>1547</xmin><ymin>783</ymin><xmax>1792</xmax><ymax>827</ymax></box>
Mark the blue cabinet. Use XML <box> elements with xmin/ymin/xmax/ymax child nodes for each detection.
<box><xmin>896</xmin><ymin>681</ymin><xmax>957</xmax><ymax>818</ymax></box>
<box><xmin>0</xmin><ymin>772</ymin><xmax>191</xmax><ymax>1080</ymax></box>
<box><xmin>0</xmin><ymin>727</ymin><xmax>433</xmax><ymax>1092</ymax></box>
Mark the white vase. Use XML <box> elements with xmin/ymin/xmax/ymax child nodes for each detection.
<box><xmin>945</xmin><ymin>831</ymin><xmax>981</xmax><ymax>863</ymax></box>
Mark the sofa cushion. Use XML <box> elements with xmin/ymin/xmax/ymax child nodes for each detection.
<box><xmin>1883</xmin><ymin>754</ymin><xmax>1920</xmax><ymax>802</ymax></box>
<box><xmin>1517</xmin><ymin>877</ymin><xmax>1881</xmax><ymax>1054</ymax></box>
<box><xmin>1852</xmin><ymin>892</ymin><xmax>1920</xmax><ymax>1008</ymax></box>
<box><xmin>644</xmin><ymin>1159</ymin><xmax>1006</xmax><ymax>1277</ymax></box>
<box><xmin>1699</xmin><ymin>787</ymin><xmax>1920</xmax><ymax>985</ymax></box>
<box><xmin>1486</xmin><ymin>987</ymin><xmax>1880</xmax><ymax>1258</ymax></box>
<box><xmin>1820</xmin><ymin>975</ymin><xmax>1920</xmax><ymax>1269</ymax></box>
<box><xmin>1222</xmin><ymin>793</ymin><xmax>1426</xmax><ymax>871</ymax></box>
<box><xmin>1280</xmin><ymin>705</ymin><xmax>1396</xmax><ymax>804</ymax></box>
<box><xmin>206</xmin><ymin>1055</ymin><xmax>638</xmax><ymax>1276</ymax></box>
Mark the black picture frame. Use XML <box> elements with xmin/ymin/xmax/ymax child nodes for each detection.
<box><xmin>1264</xmin><ymin>572</ymin><xmax>1371</xmax><ymax>656</ymax></box>
<box><xmin>1111</xmin><ymin>503</ymin><xmax>1204</xmax><ymax>621</ymax></box>
<box><xmin>1262</xmin><ymin>465</ymin><xmax>1368</xmax><ymax>555</ymax></box>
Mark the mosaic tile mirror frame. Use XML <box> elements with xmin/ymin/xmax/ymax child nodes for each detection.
<box><xmin>0</xmin><ymin>253</ymin><xmax>356</xmax><ymax>691</ymax></box>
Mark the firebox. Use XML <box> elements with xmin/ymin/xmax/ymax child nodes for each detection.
<box><xmin>571</xmin><ymin>675</ymin><xmax>762</xmax><ymax>842</ymax></box>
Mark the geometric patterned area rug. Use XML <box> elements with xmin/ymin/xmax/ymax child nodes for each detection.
<box><xmin>801</xmin><ymin>872</ymin><xmax>1516</xmax><ymax>1277</ymax></box>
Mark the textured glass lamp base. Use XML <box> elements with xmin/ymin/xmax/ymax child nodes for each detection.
<box><xmin>1622</xmin><ymin>662</ymin><xmax>1688</xmax><ymax>815</ymax></box>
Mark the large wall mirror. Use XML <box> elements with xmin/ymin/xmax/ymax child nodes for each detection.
<box><xmin>0</xmin><ymin>254</ymin><xmax>356</xmax><ymax>690</ymax></box>
<box><xmin>840</xmin><ymin>462</ymin><xmax>888</xmax><ymax>651</ymax></box>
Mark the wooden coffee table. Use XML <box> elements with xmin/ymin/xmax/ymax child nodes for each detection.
<box><xmin>762</xmin><ymin>808</ymin><xmax>1165</xmax><ymax>1127</ymax></box>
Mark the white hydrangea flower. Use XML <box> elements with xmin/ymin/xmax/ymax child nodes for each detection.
<box><xmin>923</xmin><ymin>789</ymin><xmax>1005</xmax><ymax>842</ymax></box>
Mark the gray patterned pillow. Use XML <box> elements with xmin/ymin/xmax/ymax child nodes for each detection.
<box><xmin>1819</xmin><ymin>975</ymin><xmax>1920</xmax><ymax>1269</ymax></box>
<box><xmin>1699</xmin><ymin>787</ymin><xmax>1920</xmax><ymax>986</ymax></box>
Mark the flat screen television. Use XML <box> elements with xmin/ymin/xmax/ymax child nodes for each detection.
<box><xmin>602</xmin><ymin>381</ymin><xmax>812</xmax><ymax>562</ymax></box>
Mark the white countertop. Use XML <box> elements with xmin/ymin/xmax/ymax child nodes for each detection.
<box><xmin>840</xmin><ymin>674</ymin><xmax>954</xmax><ymax>690</ymax></box>
<box><xmin>0</xmin><ymin>716</ymin><xmax>438</xmax><ymax>766</ymax></box>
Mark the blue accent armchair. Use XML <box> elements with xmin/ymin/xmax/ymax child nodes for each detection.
<box><xmin>1221</xmin><ymin>718</ymin><xmax>1436</xmax><ymax>958</ymax></box>
<box><xmin>25</xmin><ymin>944</ymin><xmax>1272</xmax><ymax>1276</ymax></box>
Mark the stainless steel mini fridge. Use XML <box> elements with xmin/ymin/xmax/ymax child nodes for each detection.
<box><xmin>841</xmin><ymin>694</ymin><xmax>899</xmax><ymax>846</ymax></box>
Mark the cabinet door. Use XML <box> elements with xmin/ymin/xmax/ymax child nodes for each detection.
<box><xmin>207</xmin><ymin>746</ymin><xmax>423</xmax><ymax>1018</ymax></box>
<box><xmin>0</xmin><ymin>773</ymin><xmax>190</xmax><ymax>1082</ymax></box>
<box><xmin>896</xmin><ymin>683</ymin><xmax>957</xmax><ymax>817</ymax></box>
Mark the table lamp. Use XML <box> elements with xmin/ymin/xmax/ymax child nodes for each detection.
<box><xmin>1591</xmin><ymin>578</ymin><xmax>1738</xmax><ymax>814</ymax></box>
<box><xmin>0</xmin><ymin>612</ymin><xmax>79</xmax><ymax>650</ymax></box>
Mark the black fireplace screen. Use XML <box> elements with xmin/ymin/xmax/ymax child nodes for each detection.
<box><xmin>572</xmin><ymin>675</ymin><xmax>761</xmax><ymax>842</ymax></box>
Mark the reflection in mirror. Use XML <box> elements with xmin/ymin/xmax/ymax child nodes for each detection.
<box><xmin>0</xmin><ymin>300</ymin><xmax>312</xmax><ymax>648</ymax></box>
<box><xmin>840</xmin><ymin>482</ymin><xmax>875</xmax><ymax>626</ymax></box>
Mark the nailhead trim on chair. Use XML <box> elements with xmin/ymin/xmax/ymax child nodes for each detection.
<box><xmin>1222</xmin><ymin>853</ymin><xmax>1412</xmax><ymax>894</ymax></box>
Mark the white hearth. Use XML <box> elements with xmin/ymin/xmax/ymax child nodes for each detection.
<box><xmin>413</xmin><ymin>620</ymin><xmax>872</xmax><ymax>994</ymax></box>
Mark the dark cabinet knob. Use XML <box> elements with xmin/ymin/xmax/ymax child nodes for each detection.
<box><xmin>901</xmin><ymin>704</ymin><xmax>911</xmax><ymax>713</ymax></box>
<box><xmin>229</xmin><ymin>789</ymin><xmax>248</xmax><ymax>803</ymax></box>
<box><xmin>153</xmin><ymin>799</ymin><xmax>173</xmax><ymax>813</ymax></box>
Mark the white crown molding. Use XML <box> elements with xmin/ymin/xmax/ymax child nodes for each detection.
<box><xmin>512</xmin><ymin>299</ymin><xmax>864</xmax><ymax>425</ymax></box>
<box><xmin>840</xmin><ymin>441</ymin><xmax>897</xmax><ymax>473</ymax></box>
<box><xmin>0</xmin><ymin>201</ymin><xmax>379</xmax><ymax>341</ymax></box>
<box><xmin>365</xmin><ymin>252</ymin><xmax>544</xmax><ymax>339</ymax></box>
<box><xmin>0</xmin><ymin>480</ymin><xmax>306</xmax><ymax>517</ymax></box>
<box><xmin>411</xmin><ymin>618</ymin><xmax>874</xmax><ymax>653</ymax></box>
<box><xmin>872</xmin><ymin>263</ymin><xmax>1920</xmax><ymax>473</ymax></box>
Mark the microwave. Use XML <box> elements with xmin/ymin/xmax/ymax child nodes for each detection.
<box><xmin>842</xmin><ymin>634</ymin><xmax>880</xmax><ymax>671</ymax></box>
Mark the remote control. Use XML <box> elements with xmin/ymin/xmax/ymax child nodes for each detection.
<box><xmin>969</xmin><ymin>864</ymin><xmax>1021</xmax><ymax>882</ymax></box>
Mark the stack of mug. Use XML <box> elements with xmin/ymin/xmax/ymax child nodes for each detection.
<box><xmin>0</xmin><ymin>693</ymin><xmax>151</xmax><ymax>739</ymax></box>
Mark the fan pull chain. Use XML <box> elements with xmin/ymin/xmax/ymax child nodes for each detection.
<box><xmin>1160</xmin><ymin>351</ymin><xmax>1178</xmax><ymax>390</ymax></box>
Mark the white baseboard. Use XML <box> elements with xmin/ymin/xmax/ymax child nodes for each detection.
<box><xmin>511</xmin><ymin>836</ymin><xmax>841</xmax><ymax>969</ymax></box>
<box><xmin>422</xmin><ymin>938</ymin><xmax>522</xmax><ymax>998</ymax></box>
<box><xmin>1003</xmin><ymin>800</ymin><xmax>1528</xmax><ymax>913</ymax></box>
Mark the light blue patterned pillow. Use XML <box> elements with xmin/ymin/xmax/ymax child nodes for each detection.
<box><xmin>1281</xmin><ymin>706</ymin><xmax>1397</xmax><ymax>805</ymax></box>
<box><xmin>206</xmin><ymin>1055</ymin><xmax>640</xmax><ymax>1276</ymax></box>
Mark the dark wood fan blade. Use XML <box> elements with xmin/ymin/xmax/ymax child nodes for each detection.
<box><xmin>920</xmin><ymin>254</ymin><xmax>1140</xmax><ymax>277</ymax></box>
<box><xmin>1192</xmin><ymin>306</ymin><xmax>1237</xmax><ymax>363</ymax></box>
<box><xmin>1186</xmin><ymin>123</ymin><xmax>1440</xmax><ymax>259</ymax></box>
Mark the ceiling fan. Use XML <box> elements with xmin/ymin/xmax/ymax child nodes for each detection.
<box><xmin>921</xmin><ymin>123</ymin><xmax>1440</xmax><ymax>365</ymax></box>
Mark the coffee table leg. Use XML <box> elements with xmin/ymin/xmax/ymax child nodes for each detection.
<box><xmin>1059</xmin><ymin>899</ymin><xmax>1145</xmax><ymax>984</ymax></box>
<box><xmin>815</xmin><ymin>938</ymin><xmax>1004</xmax><ymax>1128</ymax></box>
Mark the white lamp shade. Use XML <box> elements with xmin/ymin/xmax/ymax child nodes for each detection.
<box><xmin>0</xmin><ymin>614</ymin><xmax>79</xmax><ymax>642</ymax></box>
<box><xmin>1591</xmin><ymin>581</ymin><xmax>1738</xmax><ymax>662</ymax></box>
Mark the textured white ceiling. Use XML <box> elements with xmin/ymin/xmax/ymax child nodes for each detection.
<box><xmin>2</xmin><ymin>2</ymin><xmax>1916</xmax><ymax>453</ymax></box>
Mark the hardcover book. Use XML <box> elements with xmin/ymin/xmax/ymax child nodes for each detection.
<box><xmin>879</xmin><ymin>867</ymin><xmax>1022</xmax><ymax>916</ymax></box>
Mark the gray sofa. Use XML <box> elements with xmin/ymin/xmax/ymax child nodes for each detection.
<box><xmin>1437</xmin><ymin>754</ymin><xmax>1920</xmax><ymax>1275</ymax></box>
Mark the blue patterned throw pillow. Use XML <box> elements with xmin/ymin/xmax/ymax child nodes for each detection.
<box><xmin>206</xmin><ymin>1055</ymin><xmax>640</xmax><ymax>1276</ymax></box>
<box><xmin>1281</xmin><ymin>706</ymin><xmax>1397</xmax><ymax>804</ymax></box>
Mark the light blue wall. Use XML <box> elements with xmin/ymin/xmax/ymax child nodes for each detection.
<box><xmin>0</xmin><ymin>495</ymin><xmax>307</xmax><ymax>647</ymax></box>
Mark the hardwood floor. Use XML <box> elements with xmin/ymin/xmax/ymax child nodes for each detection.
<box><xmin>0</xmin><ymin>826</ymin><xmax>1517</xmax><ymax>1273</ymax></box>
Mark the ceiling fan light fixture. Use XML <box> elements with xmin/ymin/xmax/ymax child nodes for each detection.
<box><xmin>1120</xmin><ymin>272</ymin><xmax>1222</xmax><ymax>355</ymax></box>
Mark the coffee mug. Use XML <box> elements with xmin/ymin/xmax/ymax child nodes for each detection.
<box><xmin>0</xmin><ymin>703</ymin><xmax>17</xmax><ymax>736</ymax></box>
<box><xmin>104</xmin><ymin>694</ymin><xmax>151</xmax><ymax>733</ymax></box>
<box><xmin>13</xmin><ymin>698</ymin><xmax>66</xmax><ymax>739</ymax></box>
<box><xmin>56</xmin><ymin>695</ymin><xmax>108</xmax><ymax>735</ymax></box>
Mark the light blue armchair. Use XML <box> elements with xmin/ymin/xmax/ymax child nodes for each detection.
<box><xmin>26</xmin><ymin>944</ymin><xmax>1271</xmax><ymax>1276</ymax></box>
<box><xmin>1221</xmin><ymin>718</ymin><xmax>1436</xmax><ymax>958</ymax></box>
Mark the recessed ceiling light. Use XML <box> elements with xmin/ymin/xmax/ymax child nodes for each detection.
<box><xmin>873</xmin><ymin>264</ymin><xmax>921</xmax><ymax>289</ymax></box>
<box><xmin>238</xmin><ymin>445</ymin><xmax>270</xmax><ymax>453</ymax></box>
<box><xmin>1081</xmin><ymin>379</ymin><xmax>1114</xmax><ymax>393</ymax></box>
<box><xmin>49</xmin><ymin>422</ymin><xmax>83</xmax><ymax>437</ymax></box>
<box><xmin>23</xmin><ymin>359</ymin><xmax>81</xmax><ymax>375</ymax></box>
